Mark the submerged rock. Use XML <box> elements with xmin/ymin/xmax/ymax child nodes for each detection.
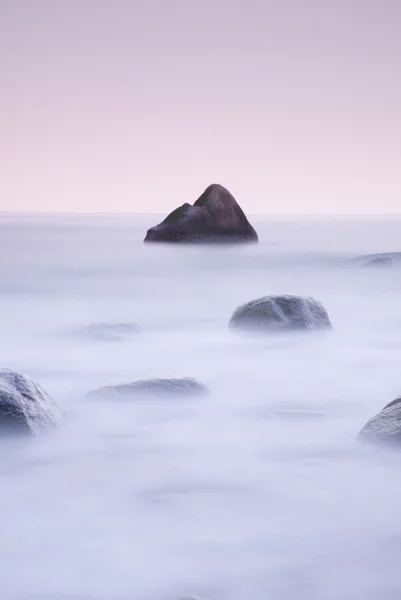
<box><xmin>358</xmin><ymin>396</ymin><xmax>401</xmax><ymax>446</ymax></box>
<box><xmin>78</xmin><ymin>322</ymin><xmax>141</xmax><ymax>342</ymax></box>
<box><xmin>356</xmin><ymin>252</ymin><xmax>401</xmax><ymax>268</ymax></box>
<box><xmin>229</xmin><ymin>294</ymin><xmax>332</xmax><ymax>332</ymax></box>
<box><xmin>87</xmin><ymin>377</ymin><xmax>209</xmax><ymax>400</ymax></box>
<box><xmin>0</xmin><ymin>368</ymin><xmax>61</xmax><ymax>435</ymax></box>
<box><xmin>362</xmin><ymin>256</ymin><xmax>394</xmax><ymax>268</ymax></box>
<box><xmin>144</xmin><ymin>183</ymin><xmax>258</xmax><ymax>244</ymax></box>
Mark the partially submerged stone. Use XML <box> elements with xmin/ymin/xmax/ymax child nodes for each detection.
<box><xmin>0</xmin><ymin>368</ymin><xmax>61</xmax><ymax>435</ymax></box>
<box><xmin>362</xmin><ymin>256</ymin><xmax>394</xmax><ymax>268</ymax></box>
<box><xmin>229</xmin><ymin>294</ymin><xmax>332</xmax><ymax>332</ymax></box>
<box><xmin>87</xmin><ymin>377</ymin><xmax>209</xmax><ymax>400</ymax></box>
<box><xmin>358</xmin><ymin>396</ymin><xmax>401</xmax><ymax>447</ymax></box>
<box><xmin>355</xmin><ymin>252</ymin><xmax>401</xmax><ymax>268</ymax></box>
<box><xmin>78</xmin><ymin>322</ymin><xmax>141</xmax><ymax>342</ymax></box>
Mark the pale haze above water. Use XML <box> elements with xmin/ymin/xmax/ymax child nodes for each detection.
<box><xmin>0</xmin><ymin>214</ymin><xmax>401</xmax><ymax>599</ymax></box>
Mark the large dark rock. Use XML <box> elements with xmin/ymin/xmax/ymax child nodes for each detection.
<box><xmin>87</xmin><ymin>377</ymin><xmax>209</xmax><ymax>400</ymax></box>
<box><xmin>144</xmin><ymin>184</ymin><xmax>258</xmax><ymax>244</ymax></box>
<box><xmin>358</xmin><ymin>396</ymin><xmax>401</xmax><ymax>447</ymax></box>
<box><xmin>229</xmin><ymin>295</ymin><xmax>332</xmax><ymax>332</ymax></box>
<box><xmin>0</xmin><ymin>368</ymin><xmax>61</xmax><ymax>435</ymax></box>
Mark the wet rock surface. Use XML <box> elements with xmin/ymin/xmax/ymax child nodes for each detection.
<box><xmin>0</xmin><ymin>368</ymin><xmax>61</xmax><ymax>435</ymax></box>
<box><xmin>358</xmin><ymin>396</ymin><xmax>401</xmax><ymax>446</ymax></box>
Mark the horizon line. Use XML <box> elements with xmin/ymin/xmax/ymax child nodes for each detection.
<box><xmin>1</xmin><ymin>211</ymin><xmax>401</xmax><ymax>219</ymax></box>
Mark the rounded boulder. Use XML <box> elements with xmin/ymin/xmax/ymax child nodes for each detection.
<box><xmin>229</xmin><ymin>294</ymin><xmax>332</xmax><ymax>332</ymax></box>
<box><xmin>0</xmin><ymin>368</ymin><xmax>62</xmax><ymax>435</ymax></box>
<box><xmin>358</xmin><ymin>396</ymin><xmax>401</xmax><ymax>447</ymax></box>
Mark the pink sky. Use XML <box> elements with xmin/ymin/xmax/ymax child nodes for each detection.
<box><xmin>1</xmin><ymin>0</ymin><xmax>400</xmax><ymax>214</ymax></box>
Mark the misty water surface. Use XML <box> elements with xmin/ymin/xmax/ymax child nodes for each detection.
<box><xmin>0</xmin><ymin>214</ymin><xmax>401</xmax><ymax>600</ymax></box>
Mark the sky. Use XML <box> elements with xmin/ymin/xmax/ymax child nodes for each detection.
<box><xmin>1</xmin><ymin>0</ymin><xmax>400</xmax><ymax>214</ymax></box>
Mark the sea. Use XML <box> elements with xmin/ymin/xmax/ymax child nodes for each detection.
<box><xmin>0</xmin><ymin>213</ymin><xmax>401</xmax><ymax>600</ymax></box>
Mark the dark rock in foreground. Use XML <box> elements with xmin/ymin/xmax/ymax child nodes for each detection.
<box><xmin>87</xmin><ymin>377</ymin><xmax>209</xmax><ymax>400</ymax></box>
<box><xmin>144</xmin><ymin>184</ymin><xmax>258</xmax><ymax>244</ymax></box>
<box><xmin>78</xmin><ymin>323</ymin><xmax>141</xmax><ymax>342</ymax></box>
<box><xmin>358</xmin><ymin>396</ymin><xmax>401</xmax><ymax>447</ymax></box>
<box><xmin>0</xmin><ymin>368</ymin><xmax>61</xmax><ymax>435</ymax></box>
<box><xmin>229</xmin><ymin>294</ymin><xmax>332</xmax><ymax>332</ymax></box>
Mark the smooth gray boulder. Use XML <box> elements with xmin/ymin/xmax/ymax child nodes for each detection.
<box><xmin>229</xmin><ymin>294</ymin><xmax>332</xmax><ymax>332</ymax></box>
<box><xmin>87</xmin><ymin>377</ymin><xmax>209</xmax><ymax>400</ymax></box>
<box><xmin>144</xmin><ymin>183</ymin><xmax>258</xmax><ymax>244</ymax></box>
<box><xmin>358</xmin><ymin>396</ymin><xmax>401</xmax><ymax>446</ymax></box>
<box><xmin>0</xmin><ymin>368</ymin><xmax>61</xmax><ymax>435</ymax></box>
